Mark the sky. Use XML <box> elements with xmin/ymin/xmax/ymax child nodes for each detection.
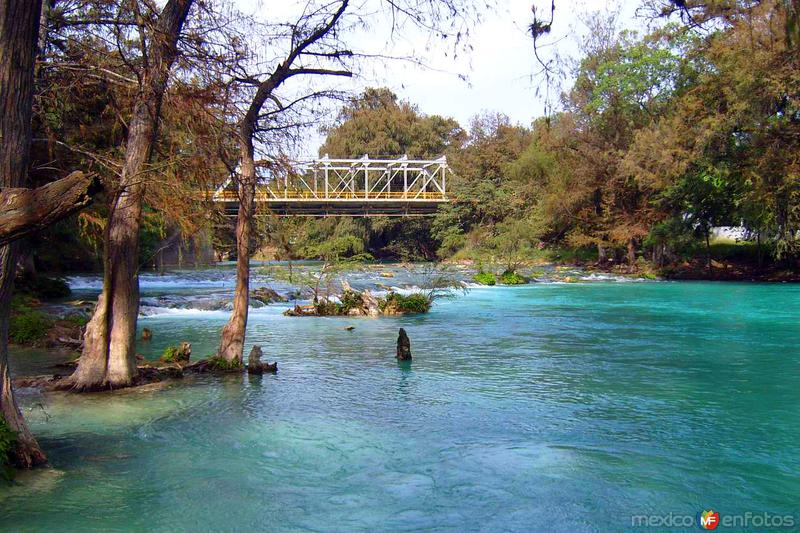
<box><xmin>234</xmin><ymin>0</ymin><xmax>642</xmax><ymax>155</ymax></box>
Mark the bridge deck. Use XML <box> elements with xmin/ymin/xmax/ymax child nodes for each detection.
<box><xmin>211</xmin><ymin>155</ymin><xmax>451</xmax><ymax>217</ymax></box>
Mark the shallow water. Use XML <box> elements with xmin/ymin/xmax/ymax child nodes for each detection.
<box><xmin>3</xmin><ymin>267</ymin><xmax>800</xmax><ymax>532</ymax></box>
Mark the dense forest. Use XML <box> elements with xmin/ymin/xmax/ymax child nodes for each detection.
<box><xmin>28</xmin><ymin>0</ymin><xmax>800</xmax><ymax>281</ymax></box>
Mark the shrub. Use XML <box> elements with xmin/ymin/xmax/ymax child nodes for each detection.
<box><xmin>473</xmin><ymin>271</ymin><xmax>496</xmax><ymax>286</ymax></box>
<box><xmin>339</xmin><ymin>290</ymin><xmax>364</xmax><ymax>313</ymax></box>
<box><xmin>9</xmin><ymin>310</ymin><xmax>52</xmax><ymax>344</ymax></box>
<box><xmin>380</xmin><ymin>292</ymin><xmax>431</xmax><ymax>314</ymax></box>
<box><xmin>161</xmin><ymin>346</ymin><xmax>180</xmax><ymax>363</ymax></box>
<box><xmin>206</xmin><ymin>356</ymin><xmax>242</xmax><ymax>371</ymax></box>
<box><xmin>0</xmin><ymin>416</ymin><xmax>17</xmax><ymax>482</ymax></box>
<box><xmin>63</xmin><ymin>313</ymin><xmax>89</xmax><ymax>327</ymax></box>
<box><xmin>161</xmin><ymin>343</ymin><xmax>190</xmax><ymax>363</ymax></box>
<box><xmin>15</xmin><ymin>273</ymin><xmax>71</xmax><ymax>300</ymax></box>
<box><xmin>315</xmin><ymin>299</ymin><xmax>342</xmax><ymax>316</ymax></box>
<box><xmin>499</xmin><ymin>270</ymin><xmax>527</xmax><ymax>285</ymax></box>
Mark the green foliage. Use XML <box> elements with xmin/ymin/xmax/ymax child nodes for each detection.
<box><xmin>314</xmin><ymin>299</ymin><xmax>343</xmax><ymax>316</ymax></box>
<box><xmin>499</xmin><ymin>270</ymin><xmax>527</xmax><ymax>285</ymax></box>
<box><xmin>321</xmin><ymin>87</ymin><xmax>465</xmax><ymax>160</ymax></box>
<box><xmin>206</xmin><ymin>357</ymin><xmax>243</xmax><ymax>372</ymax></box>
<box><xmin>313</xmin><ymin>290</ymin><xmax>365</xmax><ymax>316</ymax></box>
<box><xmin>14</xmin><ymin>273</ymin><xmax>71</xmax><ymax>300</ymax></box>
<box><xmin>473</xmin><ymin>271</ymin><xmax>497</xmax><ymax>286</ymax></box>
<box><xmin>379</xmin><ymin>292</ymin><xmax>432</xmax><ymax>314</ymax></box>
<box><xmin>339</xmin><ymin>290</ymin><xmax>364</xmax><ymax>314</ymax></box>
<box><xmin>9</xmin><ymin>309</ymin><xmax>52</xmax><ymax>345</ymax></box>
<box><xmin>161</xmin><ymin>346</ymin><xmax>180</xmax><ymax>363</ymax></box>
<box><xmin>0</xmin><ymin>416</ymin><xmax>17</xmax><ymax>482</ymax></box>
<box><xmin>63</xmin><ymin>313</ymin><xmax>90</xmax><ymax>327</ymax></box>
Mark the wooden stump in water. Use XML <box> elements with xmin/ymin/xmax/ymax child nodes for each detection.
<box><xmin>396</xmin><ymin>328</ymin><xmax>412</xmax><ymax>361</ymax></box>
<box><xmin>247</xmin><ymin>345</ymin><xmax>278</xmax><ymax>375</ymax></box>
<box><xmin>141</xmin><ymin>328</ymin><xmax>152</xmax><ymax>341</ymax></box>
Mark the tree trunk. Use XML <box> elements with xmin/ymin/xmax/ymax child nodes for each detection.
<box><xmin>705</xmin><ymin>230</ymin><xmax>712</xmax><ymax>272</ymax></box>
<box><xmin>0</xmin><ymin>171</ymin><xmax>99</xmax><ymax>246</ymax></box>
<box><xmin>597</xmin><ymin>243</ymin><xmax>607</xmax><ymax>263</ymax></box>
<box><xmin>70</xmin><ymin>0</ymin><xmax>193</xmax><ymax>391</ymax></box>
<box><xmin>214</xmin><ymin>0</ymin><xmax>351</xmax><ymax>364</ymax></box>
<box><xmin>756</xmin><ymin>231</ymin><xmax>763</xmax><ymax>270</ymax></box>
<box><xmin>626</xmin><ymin>239</ymin><xmax>636</xmax><ymax>268</ymax></box>
<box><xmin>217</xmin><ymin>142</ymin><xmax>255</xmax><ymax>364</ymax></box>
<box><xmin>0</xmin><ymin>0</ymin><xmax>47</xmax><ymax>466</ymax></box>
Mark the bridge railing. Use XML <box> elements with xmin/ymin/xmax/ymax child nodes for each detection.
<box><xmin>212</xmin><ymin>155</ymin><xmax>450</xmax><ymax>203</ymax></box>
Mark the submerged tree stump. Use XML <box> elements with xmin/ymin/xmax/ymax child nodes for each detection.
<box><xmin>247</xmin><ymin>345</ymin><xmax>277</xmax><ymax>375</ymax></box>
<box><xmin>396</xmin><ymin>328</ymin><xmax>412</xmax><ymax>361</ymax></box>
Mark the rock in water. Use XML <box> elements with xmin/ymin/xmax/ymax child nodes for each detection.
<box><xmin>362</xmin><ymin>289</ymin><xmax>381</xmax><ymax>318</ymax></box>
<box><xmin>396</xmin><ymin>328</ymin><xmax>412</xmax><ymax>361</ymax></box>
<box><xmin>142</xmin><ymin>328</ymin><xmax>152</xmax><ymax>341</ymax></box>
<box><xmin>247</xmin><ymin>345</ymin><xmax>278</xmax><ymax>375</ymax></box>
<box><xmin>251</xmin><ymin>287</ymin><xmax>287</xmax><ymax>304</ymax></box>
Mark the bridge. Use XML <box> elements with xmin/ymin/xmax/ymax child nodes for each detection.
<box><xmin>211</xmin><ymin>155</ymin><xmax>451</xmax><ymax>217</ymax></box>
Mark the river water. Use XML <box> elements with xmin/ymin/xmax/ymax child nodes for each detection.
<box><xmin>2</xmin><ymin>264</ymin><xmax>799</xmax><ymax>532</ymax></box>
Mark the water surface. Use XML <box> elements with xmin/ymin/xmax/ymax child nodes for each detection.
<box><xmin>3</xmin><ymin>268</ymin><xmax>799</xmax><ymax>532</ymax></box>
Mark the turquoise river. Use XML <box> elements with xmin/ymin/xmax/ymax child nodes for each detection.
<box><xmin>2</xmin><ymin>264</ymin><xmax>799</xmax><ymax>531</ymax></box>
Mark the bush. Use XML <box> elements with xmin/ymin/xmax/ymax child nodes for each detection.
<box><xmin>380</xmin><ymin>292</ymin><xmax>431</xmax><ymax>314</ymax></box>
<box><xmin>161</xmin><ymin>346</ymin><xmax>180</xmax><ymax>363</ymax></box>
<box><xmin>315</xmin><ymin>299</ymin><xmax>342</xmax><ymax>316</ymax></box>
<box><xmin>63</xmin><ymin>313</ymin><xmax>89</xmax><ymax>327</ymax></box>
<box><xmin>339</xmin><ymin>290</ymin><xmax>364</xmax><ymax>314</ymax></box>
<box><xmin>15</xmin><ymin>273</ymin><xmax>71</xmax><ymax>300</ymax></box>
<box><xmin>0</xmin><ymin>416</ymin><xmax>17</xmax><ymax>482</ymax></box>
<box><xmin>206</xmin><ymin>356</ymin><xmax>242</xmax><ymax>371</ymax></box>
<box><xmin>9</xmin><ymin>310</ymin><xmax>52</xmax><ymax>344</ymax></box>
<box><xmin>473</xmin><ymin>271</ymin><xmax>496</xmax><ymax>285</ymax></box>
<box><xmin>499</xmin><ymin>270</ymin><xmax>527</xmax><ymax>285</ymax></box>
<box><xmin>161</xmin><ymin>343</ymin><xmax>190</xmax><ymax>363</ymax></box>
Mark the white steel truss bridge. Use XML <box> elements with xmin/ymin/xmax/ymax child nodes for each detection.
<box><xmin>212</xmin><ymin>155</ymin><xmax>451</xmax><ymax>217</ymax></box>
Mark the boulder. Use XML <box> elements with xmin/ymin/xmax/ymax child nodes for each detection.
<box><xmin>284</xmin><ymin>304</ymin><xmax>316</xmax><ymax>316</ymax></box>
<box><xmin>247</xmin><ymin>345</ymin><xmax>277</xmax><ymax>375</ymax></box>
<box><xmin>251</xmin><ymin>287</ymin><xmax>287</xmax><ymax>304</ymax></box>
<box><xmin>396</xmin><ymin>328</ymin><xmax>412</xmax><ymax>361</ymax></box>
<box><xmin>362</xmin><ymin>290</ymin><xmax>381</xmax><ymax>317</ymax></box>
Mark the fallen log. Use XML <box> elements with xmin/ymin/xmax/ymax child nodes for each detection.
<box><xmin>0</xmin><ymin>171</ymin><xmax>101</xmax><ymax>246</ymax></box>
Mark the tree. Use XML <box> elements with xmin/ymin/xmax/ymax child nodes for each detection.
<box><xmin>216</xmin><ymin>1</ymin><xmax>353</xmax><ymax>365</ymax></box>
<box><xmin>0</xmin><ymin>0</ymin><xmax>49</xmax><ymax>468</ymax></box>
<box><xmin>217</xmin><ymin>1</ymin><xmax>479</xmax><ymax>364</ymax></box>
<box><xmin>314</xmin><ymin>87</ymin><xmax>465</xmax><ymax>260</ymax></box>
<box><xmin>68</xmin><ymin>0</ymin><xmax>195</xmax><ymax>391</ymax></box>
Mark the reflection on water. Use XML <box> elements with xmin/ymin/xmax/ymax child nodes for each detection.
<box><xmin>3</xmin><ymin>267</ymin><xmax>800</xmax><ymax>531</ymax></box>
